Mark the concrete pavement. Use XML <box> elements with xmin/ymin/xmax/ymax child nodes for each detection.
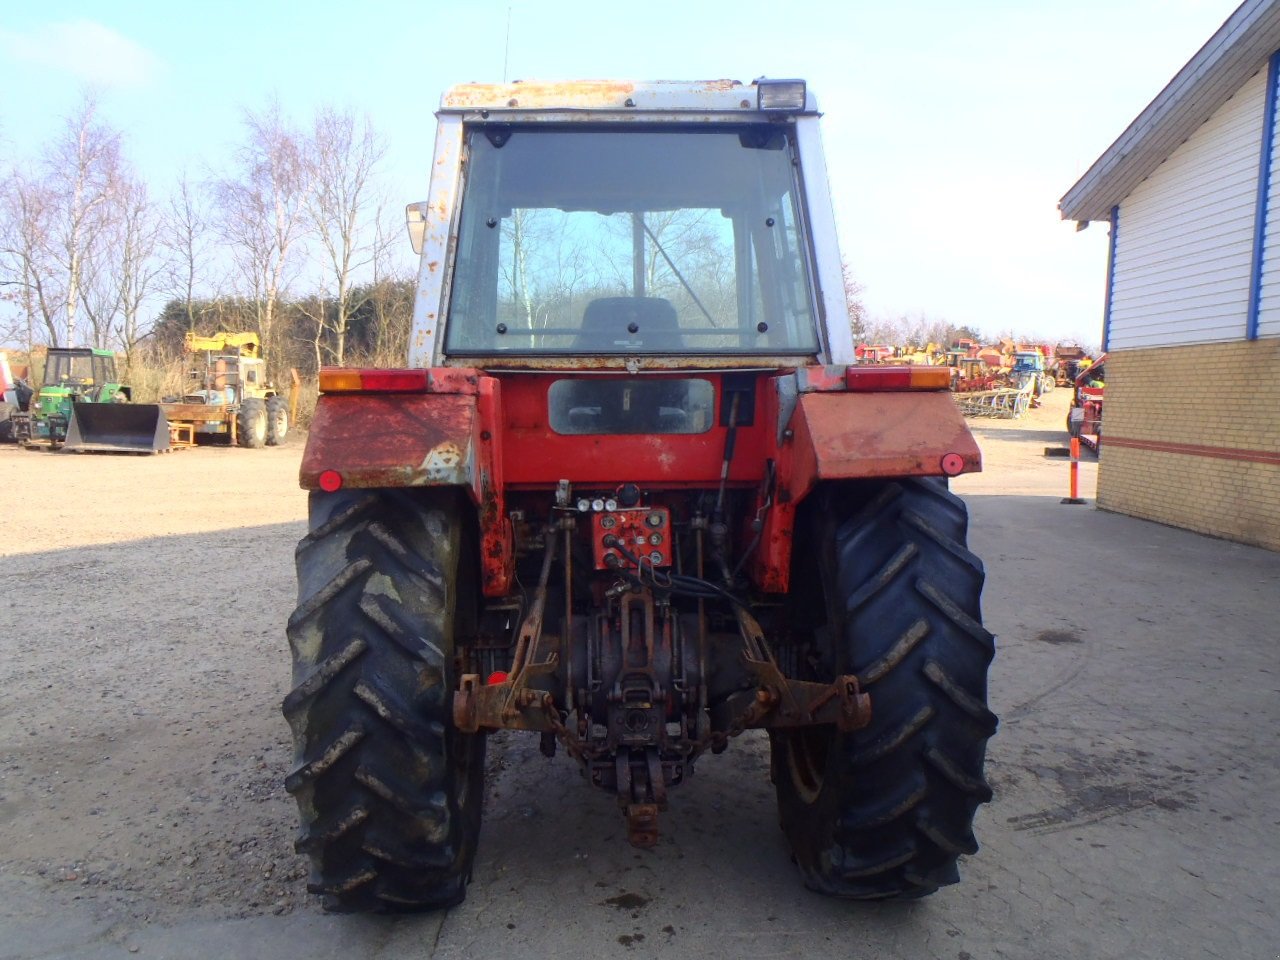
<box><xmin>3</xmin><ymin>411</ymin><xmax>1277</xmax><ymax>960</ymax></box>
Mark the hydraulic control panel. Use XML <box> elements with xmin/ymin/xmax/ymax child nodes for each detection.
<box><xmin>590</xmin><ymin>507</ymin><xmax>672</xmax><ymax>570</ymax></box>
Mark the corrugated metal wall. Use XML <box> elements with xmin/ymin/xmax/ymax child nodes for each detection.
<box><xmin>1110</xmin><ymin>69</ymin><xmax>1267</xmax><ymax>349</ymax></box>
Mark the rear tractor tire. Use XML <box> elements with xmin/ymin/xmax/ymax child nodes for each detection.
<box><xmin>772</xmin><ymin>477</ymin><xmax>996</xmax><ymax>899</ymax></box>
<box><xmin>266</xmin><ymin>395</ymin><xmax>289</xmax><ymax>446</ymax></box>
<box><xmin>237</xmin><ymin>397</ymin><xmax>267</xmax><ymax>448</ymax></box>
<box><xmin>283</xmin><ymin>489</ymin><xmax>485</xmax><ymax>912</ymax></box>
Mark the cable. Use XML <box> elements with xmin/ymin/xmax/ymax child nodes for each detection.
<box><xmin>605</xmin><ymin>536</ymin><xmax>748</xmax><ymax>608</ymax></box>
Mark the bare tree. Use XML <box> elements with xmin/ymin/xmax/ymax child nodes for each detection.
<box><xmin>162</xmin><ymin>172</ymin><xmax>213</xmax><ymax>333</ymax></box>
<box><xmin>842</xmin><ymin>259</ymin><xmax>868</xmax><ymax>342</ymax></box>
<box><xmin>45</xmin><ymin>94</ymin><xmax>122</xmax><ymax>347</ymax></box>
<box><xmin>78</xmin><ymin>172</ymin><xmax>162</xmax><ymax>366</ymax></box>
<box><xmin>305</xmin><ymin>107</ymin><xmax>386</xmax><ymax>365</ymax></box>
<box><xmin>0</xmin><ymin>171</ymin><xmax>63</xmax><ymax>350</ymax></box>
<box><xmin>111</xmin><ymin>177</ymin><xmax>163</xmax><ymax>365</ymax></box>
<box><xmin>79</xmin><ymin>233</ymin><xmax>121</xmax><ymax>349</ymax></box>
<box><xmin>862</xmin><ymin>313</ymin><xmax>906</xmax><ymax>346</ymax></box>
<box><xmin>217</xmin><ymin>101</ymin><xmax>310</xmax><ymax>375</ymax></box>
<box><xmin>363</xmin><ymin>208</ymin><xmax>413</xmax><ymax>365</ymax></box>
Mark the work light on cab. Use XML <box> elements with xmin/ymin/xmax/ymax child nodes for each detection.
<box><xmin>756</xmin><ymin>78</ymin><xmax>807</xmax><ymax>111</ymax></box>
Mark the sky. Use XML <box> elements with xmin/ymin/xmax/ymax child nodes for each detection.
<box><xmin>0</xmin><ymin>0</ymin><xmax>1247</xmax><ymax>348</ymax></box>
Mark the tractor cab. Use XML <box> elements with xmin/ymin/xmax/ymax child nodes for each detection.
<box><xmin>433</xmin><ymin>123</ymin><xmax>820</xmax><ymax>358</ymax></box>
<box><xmin>14</xmin><ymin>347</ymin><xmax>130</xmax><ymax>446</ymax></box>
<box><xmin>42</xmin><ymin>348</ymin><xmax>119</xmax><ymax>401</ymax></box>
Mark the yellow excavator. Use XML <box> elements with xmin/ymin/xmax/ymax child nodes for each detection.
<box><xmin>65</xmin><ymin>331</ymin><xmax>291</xmax><ymax>453</ymax></box>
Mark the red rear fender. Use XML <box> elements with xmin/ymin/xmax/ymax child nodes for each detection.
<box><xmin>300</xmin><ymin>378</ymin><xmax>512</xmax><ymax>596</ymax></box>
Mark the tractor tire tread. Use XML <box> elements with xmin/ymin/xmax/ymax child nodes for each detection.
<box><xmin>775</xmin><ymin>477</ymin><xmax>996</xmax><ymax>900</ymax></box>
<box><xmin>284</xmin><ymin>489</ymin><xmax>483</xmax><ymax>912</ymax></box>
<box><xmin>266</xmin><ymin>395</ymin><xmax>289</xmax><ymax>446</ymax></box>
<box><xmin>237</xmin><ymin>397</ymin><xmax>268</xmax><ymax>448</ymax></box>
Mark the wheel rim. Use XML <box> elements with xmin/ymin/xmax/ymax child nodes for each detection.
<box><xmin>786</xmin><ymin>727</ymin><xmax>832</xmax><ymax>805</ymax></box>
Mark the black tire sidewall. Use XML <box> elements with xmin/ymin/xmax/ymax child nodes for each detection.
<box><xmin>773</xmin><ymin>478</ymin><xmax>994</xmax><ymax>898</ymax></box>
<box><xmin>237</xmin><ymin>398</ymin><xmax>267</xmax><ymax>448</ymax></box>
<box><xmin>285</xmin><ymin>489</ymin><xmax>485</xmax><ymax>911</ymax></box>
<box><xmin>266</xmin><ymin>396</ymin><xmax>288</xmax><ymax>446</ymax></box>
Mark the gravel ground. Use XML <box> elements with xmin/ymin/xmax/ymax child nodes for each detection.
<box><xmin>0</xmin><ymin>438</ymin><xmax>311</xmax><ymax>927</ymax></box>
<box><xmin>1</xmin><ymin>389</ymin><xmax>1277</xmax><ymax>960</ymax></box>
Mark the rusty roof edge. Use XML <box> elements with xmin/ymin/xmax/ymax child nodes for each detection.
<box><xmin>1059</xmin><ymin>0</ymin><xmax>1280</xmax><ymax>223</ymax></box>
<box><xmin>436</xmin><ymin>78</ymin><xmax>819</xmax><ymax>113</ymax></box>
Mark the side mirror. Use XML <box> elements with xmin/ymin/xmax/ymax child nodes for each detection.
<box><xmin>405</xmin><ymin>201</ymin><xmax>427</xmax><ymax>255</ymax></box>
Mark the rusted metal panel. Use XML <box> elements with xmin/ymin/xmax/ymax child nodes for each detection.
<box><xmin>454</xmin><ymin>675</ymin><xmax>556</xmax><ymax>734</ymax></box>
<box><xmin>475</xmin><ymin>377</ymin><xmax>513</xmax><ymax>596</ymax></box>
<box><xmin>299</xmin><ymin>394</ymin><xmax>478</xmax><ymax>491</ymax></box>
<box><xmin>427</xmin><ymin>367</ymin><xmax>481</xmax><ymax>394</ymax></box>
<box><xmin>753</xmin><ymin>375</ymin><xmax>796</xmax><ymax>594</ymax></box>
<box><xmin>440</xmin><ymin>79</ymin><xmax>759</xmax><ymax>115</ymax></box>
<box><xmin>795</xmin><ymin>365</ymin><xmax>846</xmax><ymax>392</ymax></box>
<box><xmin>158</xmin><ymin>403</ymin><xmax>232</xmax><ymax>423</ymax></box>
<box><xmin>789</xmin><ymin>392</ymin><xmax>982</xmax><ymax>495</ymax></box>
<box><xmin>408</xmin><ymin>116</ymin><xmax>465</xmax><ymax>368</ymax></box>
<box><xmin>753</xmin><ymin>389</ymin><xmax>982</xmax><ymax>591</ymax></box>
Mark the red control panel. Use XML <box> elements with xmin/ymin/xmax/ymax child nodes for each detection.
<box><xmin>591</xmin><ymin>507</ymin><xmax>672</xmax><ymax>570</ymax></box>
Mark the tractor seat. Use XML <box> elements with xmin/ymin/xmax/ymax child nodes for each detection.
<box><xmin>576</xmin><ymin>297</ymin><xmax>681</xmax><ymax>352</ymax></box>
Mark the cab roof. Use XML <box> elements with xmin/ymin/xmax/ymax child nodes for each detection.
<box><xmin>438</xmin><ymin>78</ymin><xmax>818</xmax><ymax>115</ymax></box>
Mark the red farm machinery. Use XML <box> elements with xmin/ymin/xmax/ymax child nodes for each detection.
<box><xmin>283</xmin><ymin>78</ymin><xmax>997</xmax><ymax>912</ymax></box>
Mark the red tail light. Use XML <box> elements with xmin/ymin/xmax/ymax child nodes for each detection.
<box><xmin>845</xmin><ymin>365</ymin><xmax>951</xmax><ymax>391</ymax></box>
<box><xmin>319</xmin><ymin>368</ymin><xmax>431</xmax><ymax>393</ymax></box>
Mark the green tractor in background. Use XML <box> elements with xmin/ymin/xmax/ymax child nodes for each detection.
<box><xmin>12</xmin><ymin>347</ymin><xmax>132</xmax><ymax>448</ymax></box>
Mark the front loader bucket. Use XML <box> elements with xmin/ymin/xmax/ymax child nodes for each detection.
<box><xmin>65</xmin><ymin>402</ymin><xmax>170</xmax><ymax>454</ymax></box>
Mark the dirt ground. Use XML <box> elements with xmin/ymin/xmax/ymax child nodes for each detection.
<box><xmin>0</xmin><ymin>397</ymin><xmax>1078</xmax><ymax>930</ymax></box>
<box><xmin>2</xmin><ymin>387</ymin><xmax>1276</xmax><ymax>960</ymax></box>
<box><xmin>0</xmin><ymin>436</ymin><xmax>312</xmax><ymax>925</ymax></box>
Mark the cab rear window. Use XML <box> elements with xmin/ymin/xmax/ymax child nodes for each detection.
<box><xmin>547</xmin><ymin>379</ymin><xmax>714</xmax><ymax>435</ymax></box>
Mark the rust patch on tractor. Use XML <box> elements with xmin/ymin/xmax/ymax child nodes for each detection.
<box><xmin>795</xmin><ymin>365</ymin><xmax>846</xmax><ymax>392</ymax></box>
<box><xmin>443</xmin><ymin>80</ymin><xmax>638</xmax><ymax>110</ymax></box>
<box><xmin>419</xmin><ymin>441</ymin><xmax>467</xmax><ymax>483</ymax></box>
<box><xmin>299</xmin><ymin>394</ymin><xmax>476</xmax><ymax>490</ymax></box>
<box><xmin>426</xmin><ymin>367</ymin><xmax>480</xmax><ymax>394</ymax></box>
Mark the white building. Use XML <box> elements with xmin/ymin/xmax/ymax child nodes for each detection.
<box><xmin>1060</xmin><ymin>0</ymin><xmax>1280</xmax><ymax>550</ymax></box>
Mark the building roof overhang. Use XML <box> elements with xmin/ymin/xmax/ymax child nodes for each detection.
<box><xmin>1060</xmin><ymin>0</ymin><xmax>1280</xmax><ymax>223</ymax></box>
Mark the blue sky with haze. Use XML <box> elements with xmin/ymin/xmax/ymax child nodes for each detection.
<box><xmin>0</xmin><ymin>0</ymin><xmax>1244</xmax><ymax>346</ymax></box>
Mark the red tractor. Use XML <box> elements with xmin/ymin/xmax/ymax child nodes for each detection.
<box><xmin>283</xmin><ymin>78</ymin><xmax>996</xmax><ymax>912</ymax></box>
<box><xmin>1068</xmin><ymin>354</ymin><xmax>1106</xmax><ymax>451</ymax></box>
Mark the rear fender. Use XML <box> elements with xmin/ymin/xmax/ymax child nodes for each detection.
<box><xmin>752</xmin><ymin>383</ymin><xmax>981</xmax><ymax>593</ymax></box>
<box><xmin>300</xmin><ymin>375</ymin><xmax>512</xmax><ymax>596</ymax></box>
